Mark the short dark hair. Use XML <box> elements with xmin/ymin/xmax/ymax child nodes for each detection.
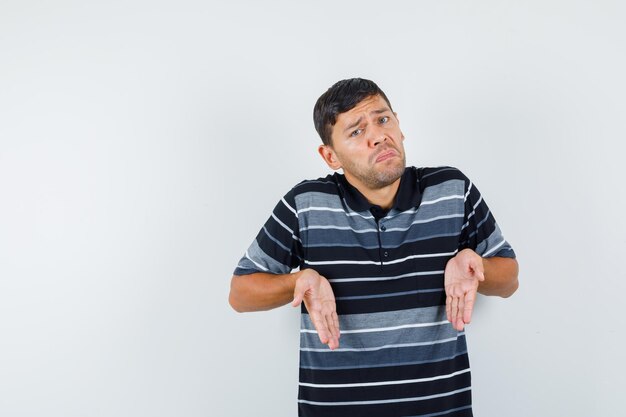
<box><xmin>313</xmin><ymin>78</ymin><xmax>393</xmax><ymax>146</ymax></box>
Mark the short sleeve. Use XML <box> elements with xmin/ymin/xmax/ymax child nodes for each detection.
<box><xmin>458</xmin><ymin>173</ymin><xmax>516</xmax><ymax>259</ymax></box>
<box><xmin>233</xmin><ymin>188</ymin><xmax>303</xmax><ymax>275</ymax></box>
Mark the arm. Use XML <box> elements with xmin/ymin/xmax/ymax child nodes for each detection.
<box><xmin>447</xmin><ymin>170</ymin><xmax>519</xmax><ymax>330</ymax></box>
<box><xmin>229</xmin><ymin>272</ymin><xmax>297</xmax><ymax>312</ymax></box>
<box><xmin>229</xmin><ymin>269</ymin><xmax>340</xmax><ymax>350</ymax></box>
<box><xmin>479</xmin><ymin>256</ymin><xmax>519</xmax><ymax>297</ymax></box>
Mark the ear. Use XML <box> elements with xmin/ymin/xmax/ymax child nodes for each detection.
<box><xmin>318</xmin><ymin>145</ymin><xmax>342</xmax><ymax>170</ymax></box>
<box><xmin>393</xmin><ymin>112</ymin><xmax>405</xmax><ymax>142</ymax></box>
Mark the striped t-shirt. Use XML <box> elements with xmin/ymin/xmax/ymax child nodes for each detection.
<box><xmin>234</xmin><ymin>166</ymin><xmax>516</xmax><ymax>417</ymax></box>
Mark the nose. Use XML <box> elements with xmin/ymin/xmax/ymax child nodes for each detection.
<box><xmin>367</xmin><ymin>125</ymin><xmax>387</xmax><ymax>148</ymax></box>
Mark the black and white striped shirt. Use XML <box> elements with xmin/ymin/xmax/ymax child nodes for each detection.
<box><xmin>235</xmin><ymin>166</ymin><xmax>516</xmax><ymax>417</ymax></box>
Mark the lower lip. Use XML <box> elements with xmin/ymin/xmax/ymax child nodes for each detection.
<box><xmin>376</xmin><ymin>152</ymin><xmax>397</xmax><ymax>163</ymax></box>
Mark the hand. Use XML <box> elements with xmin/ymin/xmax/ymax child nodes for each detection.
<box><xmin>291</xmin><ymin>269</ymin><xmax>340</xmax><ymax>350</ymax></box>
<box><xmin>444</xmin><ymin>249</ymin><xmax>485</xmax><ymax>331</ymax></box>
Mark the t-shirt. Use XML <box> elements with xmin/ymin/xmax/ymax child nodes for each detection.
<box><xmin>234</xmin><ymin>166</ymin><xmax>516</xmax><ymax>417</ymax></box>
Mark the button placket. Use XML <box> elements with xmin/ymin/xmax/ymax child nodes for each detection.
<box><xmin>379</xmin><ymin>220</ymin><xmax>388</xmax><ymax>261</ymax></box>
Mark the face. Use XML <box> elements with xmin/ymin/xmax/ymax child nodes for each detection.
<box><xmin>319</xmin><ymin>95</ymin><xmax>406</xmax><ymax>191</ymax></box>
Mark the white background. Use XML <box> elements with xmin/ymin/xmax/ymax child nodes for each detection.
<box><xmin>1</xmin><ymin>1</ymin><xmax>624</xmax><ymax>416</ymax></box>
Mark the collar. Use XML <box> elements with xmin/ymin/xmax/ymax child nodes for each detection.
<box><xmin>335</xmin><ymin>167</ymin><xmax>422</xmax><ymax>214</ymax></box>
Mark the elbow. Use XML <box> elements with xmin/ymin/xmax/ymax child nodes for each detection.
<box><xmin>229</xmin><ymin>276</ymin><xmax>247</xmax><ymax>313</ymax></box>
<box><xmin>501</xmin><ymin>261</ymin><xmax>520</xmax><ymax>298</ymax></box>
<box><xmin>501</xmin><ymin>278</ymin><xmax>519</xmax><ymax>298</ymax></box>
<box><xmin>229</xmin><ymin>292</ymin><xmax>244</xmax><ymax>312</ymax></box>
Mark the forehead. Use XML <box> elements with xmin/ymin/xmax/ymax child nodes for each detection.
<box><xmin>336</xmin><ymin>95</ymin><xmax>390</xmax><ymax>125</ymax></box>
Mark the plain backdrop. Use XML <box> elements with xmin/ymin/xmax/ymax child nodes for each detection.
<box><xmin>1</xmin><ymin>1</ymin><xmax>624</xmax><ymax>416</ymax></box>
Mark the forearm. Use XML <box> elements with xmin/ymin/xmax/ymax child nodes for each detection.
<box><xmin>229</xmin><ymin>272</ymin><xmax>299</xmax><ymax>312</ymax></box>
<box><xmin>478</xmin><ymin>256</ymin><xmax>519</xmax><ymax>298</ymax></box>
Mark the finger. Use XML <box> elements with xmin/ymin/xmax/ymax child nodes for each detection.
<box><xmin>328</xmin><ymin>336</ymin><xmax>338</xmax><ymax>350</ymax></box>
<box><xmin>446</xmin><ymin>295</ymin><xmax>452</xmax><ymax>323</ymax></box>
<box><xmin>476</xmin><ymin>269</ymin><xmax>485</xmax><ymax>282</ymax></box>
<box><xmin>327</xmin><ymin>311</ymin><xmax>339</xmax><ymax>341</ymax></box>
<box><xmin>472</xmin><ymin>257</ymin><xmax>485</xmax><ymax>281</ymax></box>
<box><xmin>457</xmin><ymin>294</ymin><xmax>465</xmax><ymax>326</ymax></box>
<box><xmin>310</xmin><ymin>311</ymin><xmax>331</xmax><ymax>345</ymax></box>
<box><xmin>325</xmin><ymin>314</ymin><xmax>339</xmax><ymax>350</ymax></box>
<box><xmin>463</xmin><ymin>290</ymin><xmax>476</xmax><ymax>324</ymax></box>
<box><xmin>291</xmin><ymin>292</ymin><xmax>303</xmax><ymax>307</ymax></box>
<box><xmin>292</xmin><ymin>280</ymin><xmax>309</xmax><ymax>307</ymax></box>
<box><xmin>456</xmin><ymin>316</ymin><xmax>465</xmax><ymax>331</ymax></box>
<box><xmin>450</xmin><ymin>296</ymin><xmax>459</xmax><ymax>325</ymax></box>
<box><xmin>321</xmin><ymin>300</ymin><xmax>339</xmax><ymax>349</ymax></box>
<box><xmin>332</xmin><ymin>311</ymin><xmax>340</xmax><ymax>339</ymax></box>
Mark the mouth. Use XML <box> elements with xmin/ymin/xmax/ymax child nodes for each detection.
<box><xmin>375</xmin><ymin>149</ymin><xmax>398</xmax><ymax>163</ymax></box>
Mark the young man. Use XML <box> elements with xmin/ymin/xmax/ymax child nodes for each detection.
<box><xmin>229</xmin><ymin>78</ymin><xmax>519</xmax><ymax>417</ymax></box>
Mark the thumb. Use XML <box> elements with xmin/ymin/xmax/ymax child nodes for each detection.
<box><xmin>292</xmin><ymin>289</ymin><xmax>304</xmax><ymax>307</ymax></box>
<box><xmin>470</xmin><ymin>257</ymin><xmax>485</xmax><ymax>281</ymax></box>
<box><xmin>476</xmin><ymin>270</ymin><xmax>485</xmax><ymax>281</ymax></box>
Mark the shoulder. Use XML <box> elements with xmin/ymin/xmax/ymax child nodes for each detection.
<box><xmin>281</xmin><ymin>174</ymin><xmax>342</xmax><ymax>209</ymax></box>
<box><xmin>414</xmin><ymin>166</ymin><xmax>470</xmax><ymax>187</ymax></box>
<box><xmin>288</xmin><ymin>174</ymin><xmax>340</xmax><ymax>197</ymax></box>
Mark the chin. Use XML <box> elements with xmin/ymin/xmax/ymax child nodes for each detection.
<box><xmin>373</xmin><ymin>165</ymin><xmax>405</xmax><ymax>188</ymax></box>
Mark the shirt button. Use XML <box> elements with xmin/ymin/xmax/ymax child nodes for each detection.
<box><xmin>383</xmin><ymin>251</ymin><xmax>389</xmax><ymax>258</ymax></box>
<box><xmin>380</xmin><ymin>225</ymin><xmax>386</xmax><ymax>231</ymax></box>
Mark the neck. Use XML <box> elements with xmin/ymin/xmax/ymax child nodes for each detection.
<box><xmin>345</xmin><ymin>174</ymin><xmax>402</xmax><ymax>210</ymax></box>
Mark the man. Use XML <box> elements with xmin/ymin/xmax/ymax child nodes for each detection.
<box><xmin>229</xmin><ymin>78</ymin><xmax>519</xmax><ymax>417</ymax></box>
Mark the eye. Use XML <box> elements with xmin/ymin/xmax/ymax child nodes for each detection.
<box><xmin>350</xmin><ymin>128</ymin><xmax>362</xmax><ymax>137</ymax></box>
<box><xmin>379</xmin><ymin>116</ymin><xmax>389</xmax><ymax>124</ymax></box>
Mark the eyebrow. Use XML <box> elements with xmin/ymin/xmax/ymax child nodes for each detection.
<box><xmin>342</xmin><ymin>107</ymin><xmax>391</xmax><ymax>133</ymax></box>
<box><xmin>371</xmin><ymin>107</ymin><xmax>390</xmax><ymax>115</ymax></box>
<box><xmin>343</xmin><ymin>117</ymin><xmax>363</xmax><ymax>133</ymax></box>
